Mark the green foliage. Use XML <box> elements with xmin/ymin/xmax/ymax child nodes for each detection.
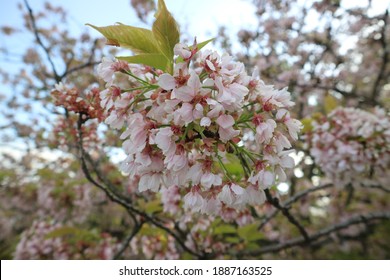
<box><xmin>324</xmin><ymin>94</ymin><xmax>339</xmax><ymax>114</ymax></box>
<box><xmin>0</xmin><ymin>239</ymin><xmax>18</xmax><ymax>260</ymax></box>
<box><xmin>237</xmin><ymin>222</ymin><xmax>263</xmax><ymax>242</ymax></box>
<box><xmin>152</xmin><ymin>0</ymin><xmax>180</xmax><ymax>72</ymax></box>
<box><xmin>213</xmin><ymin>224</ymin><xmax>237</xmax><ymax>235</ymax></box>
<box><xmin>144</xmin><ymin>199</ymin><xmax>163</xmax><ymax>214</ymax></box>
<box><xmin>138</xmin><ymin>197</ymin><xmax>163</xmax><ymax>214</ymax></box>
<box><xmin>224</xmin><ymin>153</ymin><xmax>245</xmax><ymax>180</ymax></box>
<box><xmin>196</xmin><ymin>38</ymin><xmax>215</xmax><ymax>50</ymax></box>
<box><xmin>86</xmin><ymin>23</ymin><xmax>159</xmax><ymax>54</ymax></box>
<box><xmin>117</xmin><ymin>53</ymin><xmax>168</xmax><ymax>71</ymax></box>
<box><xmin>88</xmin><ymin>0</ymin><xmax>213</xmax><ymax>73</ymax></box>
<box><xmin>300</xmin><ymin>117</ymin><xmax>314</xmax><ymax>134</ymax></box>
<box><xmin>87</xmin><ymin>0</ymin><xmax>180</xmax><ymax>73</ymax></box>
<box><xmin>45</xmin><ymin>226</ymin><xmax>99</xmax><ymax>245</ymax></box>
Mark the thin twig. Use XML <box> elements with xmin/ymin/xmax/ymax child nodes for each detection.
<box><xmin>259</xmin><ymin>183</ymin><xmax>333</xmax><ymax>230</ymax></box>
<box><xmin>60</xmin><ymin>39</ymin><xmax>100</xmax><ymax>80</ymax></box>
<box><xmin>114</xmin><ymin>221</ymin><xmax>144</xmax><ymax>260</ymax></box>
<box><xmin>264</xmin><ymin>189</ymin><xmax>311</xmax><ymax>243</ymax></box>
<box><xmin>244</xmin><ymin>211</ymin><xmax>390</xmax><ymax>256</ymax></box>
<box><xmin>24</xmin><ymin>0</ymin><xmax>60</xmax><ymax>82</ymax></box>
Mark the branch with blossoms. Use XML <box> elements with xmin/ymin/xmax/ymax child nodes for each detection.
<box><xmin>75</xmin><ymin>112</ymin><xmax>205</xmax><ymax>258</ymax></box>
<box><xmin>88</xmin><ymin>0</ymin><xmax>303</xmax><ymax>221</ymax></box>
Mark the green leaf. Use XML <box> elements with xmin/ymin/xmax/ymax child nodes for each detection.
<box><xmin>224</xmin><ymin>153</ymin><xmax>245</xmax><ymax>180</ymax></box>
<box><xmin>324</xmin><ymin>94</ymin><xmax>339</xmax><ymax>114</ymax></box>
<box><xmin>152</xmin><ymin>0</ymin><xmax>180</xmax><ymax>72</ymax></box>
<box><xmin>300</xmin><ymin>117</ymin><xmax>314</xmax><ymax>134</ymax></box>
<box><xmin>237</xmin><ymin>222</ymin><xmax>263</xmax><ymax>242</ymax></box>
<box><xmin>195</xmin><ymin>38</ymin><xmax>215</xmax><ymax>50</ymax></box>
<box><xmin>144</xmin><ymin>199</ymin><xmax>163</xmax><ymax>214</ymax></box>
<box><xmin>225</xmin><ymin>237</ymin><xmax>241</xmax><ymax>244</ymax></box>
<box><xmin>86</xmin><ymin>23</ymin><xmax>160</xmax><ymax>54</ymax></box>
<box><xmin>117</xmin><ymin>53</ymin><xmax>168</xmax><ymax>71</ymax></box>
<box><xmin>214</xmin><ymin>224</ymin><xmax>237</xmax><ymax>235</ymax></box>
<box><xmin>45</xmin><ymin>226</ymin><xmax>98</xmax><ymax>242</ymax></box>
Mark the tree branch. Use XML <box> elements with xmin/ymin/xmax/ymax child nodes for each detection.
<box><xmin>247</xmin><ymin>211</ymin><xmax>390</xmax><ymax>256</ymax></box>
<box><xmin>75</xmin><ymin>114</ymin><xmax>203</xmax><ymax>259</ymax></box>
<box><xmin>264</xmin><ymin>189</ymin><xmax>311</xmax><ymax>243</ymax></box>
<box><xmin>24</xmin><ymin>0</ymin><xmax>60</xmax><ymax>82</ymax></box>
<box><xmin>371</xmin><ymin>9</ymin><xmax>389</xmax><ymax>101</ymax></box>
<box><xmin>114</xmin><ymin>221</ymin><xmax>144</xmax><ymax>260</ymax></box>
<box><xmin>259</xmin><ymin>183</ymin><xmax>333</xmax><ymax>230</ymax></box>
<box><xmin>60</xmin><ymin>39</ymin><xmax>100</xmax><ymax>80</ymax></box>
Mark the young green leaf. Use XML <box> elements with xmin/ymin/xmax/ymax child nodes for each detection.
<box><xmin>86</xmin><ymin>23</ymin><xmax>159</xmax><ymax>54</ymax></box>
<box><xmin>117</xmin><ymin>53</ymin><xmax>168</xmax><ymax>71</ymax></box>
<box><xmin>237</xmin><ymin>222</ymin><xmax>263</xmax><ymax>242</ymax></box>
<box><xmin>196</xmin><ymin>38</ymin><xmax>215</xmax><ymax>50</ymax></box>
<box><xmin>152</xmin><ymin>0</ymin><xmax>180</xmax><ymax>69</ymax></box>
<box><xmin>213</xmin><ymin>224</ymin><xmax>237</xmax><ymax>235</ymax></box>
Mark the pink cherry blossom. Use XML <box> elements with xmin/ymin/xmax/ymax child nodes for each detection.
<box><xmin>308</xmin><ymin>107</ymin><xmax>390</xmax><ymax>187</ymax></box>
<box><xmin>97</xmin><ymin>41</ymin><xmax>302</xmax><ymax>216</ymax></box>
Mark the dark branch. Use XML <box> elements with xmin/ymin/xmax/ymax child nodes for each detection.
<box><xmin>259</xmin><ymin>183</ymin><xmax>333</xmax><ymax>230</ymax></box>
<box><xmin>247</xmin><ymin>211</ymin><xmax>390</xmax><ymax>256</ymax></box>
<box><xmin>75</xmin><ymin>114</ymin><xmax>203</xmax><ymax>259</ymax></box>
<box><xmin>24</xmin><ymin>0</ymin><xmax>60</xmax><ymax>82</ymax></box>
<box><xmin>264</xmin><ymin>189</ymin><xmax>311</xmax><ymax>243</ymax></box>
<box><xmin>114</xmin><ymin>221</ymin><xmax>144</xmax><ymax>260</ymax></box>
<box><xmin>371</xmin><ymin>9</ymin><xmax>389</xmax><ymax>101</ymax></box>
<box><xmin>60</xmin><ymin>39</ymin><xmax>100</xmax><ymax>80</ymax></box>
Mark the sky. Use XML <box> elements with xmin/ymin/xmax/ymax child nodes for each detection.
<box><xmin>0</xmin><ymin>0</ymin><xmax>258</xmax><ymax>44</ymax></box>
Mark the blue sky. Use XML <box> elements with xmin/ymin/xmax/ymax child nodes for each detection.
<box><xmin>0</xmin><ymin>0</ymin><xmax>258</xmax><ymax>46</ymax></box>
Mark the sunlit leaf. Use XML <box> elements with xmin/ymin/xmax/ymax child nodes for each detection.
<box><xmin>117</xmin><ymin>53</ymin><xmax>168</xmax><ymax>71</ymax></box>
<box><xmin>195</xmin><ymin>38</ymin><xmax>214</xmax><ymax>50</ymax></box>
<box><xmin>152</xmin><ymin>0</ymin><xmax>180</xmax><ymax>72</ymax></box>
<box><xmin>86</xmin><ymin>23</ymin><xmax>159</xmax><ymax>54</ymax></box>
<box><xmin>237</xmin><ymin>222</ymin><xmax>263</xmax><ymax>242</ymax></box>
<box><xmin>213</xmin><ymin>224</ymin><xmax>237</xmax><ymax>235</ymax></box>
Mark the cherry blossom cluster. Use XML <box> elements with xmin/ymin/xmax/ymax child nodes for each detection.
<box><xmin>14</xmin><ymin>220</ymin><xmax>119</xmax><ymax>259</ymax></box>
<box><xmin>50</xmin><ymin>115</ymin><xmax>100</xmax><ymax>152</ymax></box>
<box><xmin>130</xmin><ymin>234</ymin><xmax>179</xmax><ymax>260</ymax></box>
<box><xmin>309</xmin><ymin>107</ymin><xmax>390</xmax><ymax>187</ymax></box>
<box><xmin>36</xmin><ymin>182</ymin><xmax>93</xmax><ymax>224</ymax></box>
<box><xmin>97</xmin><ymin>43</ymin><xmax>302</xmax><ymax>216</ymax></box>
<box><xmin>52</xmin><ymin>83</ymin><xmax>105</xmax><ymax>122</ymax></box>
